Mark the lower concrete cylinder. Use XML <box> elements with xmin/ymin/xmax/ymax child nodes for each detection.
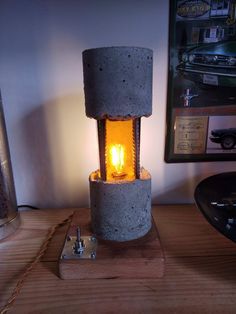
<box><xmin>89</xmin><ymin>169</ymin><xmax>152</xmax><ymax>241</ymax></box>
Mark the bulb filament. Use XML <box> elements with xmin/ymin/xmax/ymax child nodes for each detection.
<box><xmin>110</xmin><ymin>144</ymin><xmax>126</xmax><ymax>178</ymax></box>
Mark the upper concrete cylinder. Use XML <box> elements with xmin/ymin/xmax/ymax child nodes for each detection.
<box><xmin>82</xmin><ymin>47</ymin><xmax>153</xmax><ymax>119</ymax></box>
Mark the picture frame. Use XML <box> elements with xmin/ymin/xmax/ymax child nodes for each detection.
<box><xmin>165</xmin><ymin>0</ymin><xmax>236</xmax><ymax>162</ymax></box>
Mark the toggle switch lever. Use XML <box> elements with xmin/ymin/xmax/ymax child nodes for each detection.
<box><xmin>74</xmin><ymin>227</ymin><xmax>85</xmax><ymax>255</ymax></box>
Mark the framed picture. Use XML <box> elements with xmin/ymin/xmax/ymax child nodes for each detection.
<box><xmin>165</xmin><ymin>0</ymin><xmax>236</xmax><ymax>162</ymax></box>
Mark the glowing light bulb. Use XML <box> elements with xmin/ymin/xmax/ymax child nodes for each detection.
<box><xmin>110</xmin><ymin>144</ymin><xmax>126</xmax><ymax>178</ymax></box>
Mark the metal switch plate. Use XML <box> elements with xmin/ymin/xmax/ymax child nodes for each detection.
<box><xmin>61</xmin><ymin>235</ymin><xmax>97</xmax><ymax>260</ymax></box>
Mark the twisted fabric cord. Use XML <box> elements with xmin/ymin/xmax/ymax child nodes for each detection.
<box><xmin>0</xmin><ymin>212</ymin><xmax>74</xmax><ymax>314</ymax></box>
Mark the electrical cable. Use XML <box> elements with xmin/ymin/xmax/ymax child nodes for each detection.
<box><xmin>0</xmin><ymin>212</ymin><xmax>74</xmax><ymax>314</ymax></box>
<box><xmin>17</xmin><ymin>205</ymin><xmax>39</xmax><ymax>210</ymax></box>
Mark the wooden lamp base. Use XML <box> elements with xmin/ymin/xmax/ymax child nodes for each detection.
<box><xmin>59</xmin><ymin>209</ymin><xmax>165</xmax><ymax>279</ymax></box>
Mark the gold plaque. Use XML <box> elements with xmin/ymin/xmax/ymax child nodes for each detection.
<box><xmin>174</xmin><ymin>116</ymin><xmax>208</xmax><ymax>154</ymax></box>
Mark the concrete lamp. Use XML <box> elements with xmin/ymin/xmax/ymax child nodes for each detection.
<box><xmin>83</xmin><ymin>47</ymin><xmax>153</xmax><ymax>241</ymax></box>
<box><xmin>59</xmin><ymin>47</ymin><xmax>164</xmax><ymax>280</ymax></box>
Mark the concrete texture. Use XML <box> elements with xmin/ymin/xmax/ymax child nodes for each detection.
<box><xmin>83</xmin><ymin>47</ymin><xmax>153</xmax><ymax>119</ymax></box>
<box><xmin>89</xmin><ymin>168</ymin><xmax>152</xmax><ymax>241</ymax></box>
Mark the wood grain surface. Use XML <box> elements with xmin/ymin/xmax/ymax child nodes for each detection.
<box><xmin>1</xmin><ymin>205</ymin><xmax>236</xmax><ymax>313</ymax></box>
<box><xmin>59</xmin><ymin>210</ymin><xmax>164</xmax><ymax>279</ymax></box>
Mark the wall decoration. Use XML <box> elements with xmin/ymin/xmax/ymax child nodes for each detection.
<box><xmin>165</xmin><ymin>0</ymin><xmax>236</xmax><ymax>162</ymax></box>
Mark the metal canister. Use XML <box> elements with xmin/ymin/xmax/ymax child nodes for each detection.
<box><xmin>0</xmin><ymin>95</ymin><xmax>20</xmax><ymax>240</ymax></box>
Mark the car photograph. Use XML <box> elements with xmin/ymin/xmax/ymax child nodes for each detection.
<box><xmin>177</xmin><ymin>40</ymin><xmax>236</xmax><ymax>88</ymax></box>
<box><xmin>166</xmin><ymin>0</ymin><xmax>236</xmax><ymax>161</ymax></box>
<box><xmin>210</xmin><ymin>128</ymin><xmax>236</xmax><ymax>149</ymax></box>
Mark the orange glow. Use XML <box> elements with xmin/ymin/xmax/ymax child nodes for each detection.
<box><xmin>110</xmin><ymin>144</ymin><xmax>125</xmax><ymax>176</ymax></box>
<box><xmin>105</xmin><ymin>120</ymin><xmax>135</xmax><ymax>181</ymax></box>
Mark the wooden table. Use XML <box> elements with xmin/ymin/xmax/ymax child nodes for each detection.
<box><xmin>1</xmin><ymin>205</ymin><xmax>236</xmax><ymax>313</ymax></box>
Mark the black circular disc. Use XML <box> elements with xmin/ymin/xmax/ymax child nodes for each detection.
<box><xmin>194</xmin><ymin>172</ymin><xmax>236</xmax><ymax>243</ymax></box>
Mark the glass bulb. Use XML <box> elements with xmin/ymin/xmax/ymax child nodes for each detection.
<box><xmin>110</xmin><ymin>144</ymin><xmax>126</xmax><ymax>178</ymax></box>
